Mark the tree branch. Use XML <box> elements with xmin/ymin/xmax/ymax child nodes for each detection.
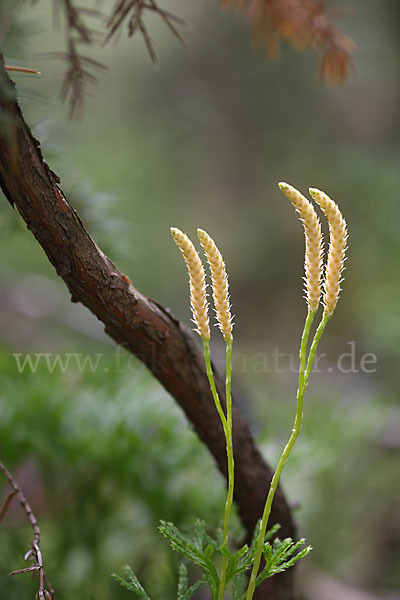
<box><xmin>0</xmin><ymin>58</ymin><xmax>295</xmax><ymax>599</ymax></box>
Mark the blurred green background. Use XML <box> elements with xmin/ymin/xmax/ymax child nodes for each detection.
<box><xmin>0</xmin><ymin>1</ymin><xmax>399</xmax><ymax>599</ymax></box>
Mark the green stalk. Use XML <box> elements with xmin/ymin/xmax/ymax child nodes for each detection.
<box><xmin>245</xmin><ymin>309</ymin><xmax>320</xmax><ymax>600</ymax></box>
<box><xmin>304</xmin><ymin>312</ymin><xmax>331</xmax><ymax>384</ymax></box>
<box><xmin>203</xmin><ymin>337</ymin><xmax>235</xmax><ymax>600</ymax></box>
<box><xmin>222</xmin><ymin>336</ymin><xmax>234</xmax><ymax>544</ymax></box>
<box><xmin>203</xmin><ymin>339</ymin><xmax>227</xmax><ymax>431</ymax></box>
<box><xmin>218</xmin><ymin>336</ymin><xmax>234</xmax><ymax>600</ymax></box>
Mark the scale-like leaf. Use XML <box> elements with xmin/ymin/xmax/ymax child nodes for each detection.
<box><xmin>159</xmin><ymin>521</ymin><xmax>219</xmax><ymax>597</ymax></box>
<box><xmin>112</xmin><ymin>566</ymin><xmax>152</xmax><ymax>599</ymax></box>
<box><xmin>235</xmin><ymin>523</ymin><xmax>281</xmax><ymax>575</ymax></box>
<box><xmin>279</xmin><ymin>545</ymin><xmax>312</xmax><ymax>570</ymax></box>
<box><xmin>177</xmin><ymin>563</ymin><xmax>206</xmax><ymax>600</ymax></box>
<box><xmin>256</xmin><ymin>537</ymin><xmax>312</xmax><ymax>585</ymax></box>
<box><xmin>224</xmin><ymin>543</ymin><xmax>250</xmax><ymax>582</ymax></box>
<box><xmin>177</xmin><ymin>563</ymin><xmax>189</xmax><ymax>599</ymax></box>
<box><xmin>232</xmin><ymin>573</ymin><xmax>246</xmax><ymax>600</ymax></box>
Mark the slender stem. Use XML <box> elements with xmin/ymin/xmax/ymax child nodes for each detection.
<box><xmin>245</xmin><ymin>309</ymin><xmax>319</xmax><ymax>600</ymax></box>
<box><xmin>304</xmin><ymin>312</ymin><xmax>331</xmax><ymax>384</ymax></box>
<box><xmin>218</xmin><ymin>336</ymin><xmax>234</xmax><ymax>600</ymax></box>
<box><xmin>202</xmin><ymin>337</ymin><xmax>235</xmax><ymax>600</ymax></box>
<box><xmin>223</xmin><ymin>336</ymin><xmax>234</xmax><ymax>543</ymax></box>
<box><xmin>203</xmin><ymin>339</ymin><xmax>227</xmax><ymax>431</ymax></box>
<box><xmin>299</xmin><ymin>310</ymin><xmax>315</xmax><ymax>384</ymax></box>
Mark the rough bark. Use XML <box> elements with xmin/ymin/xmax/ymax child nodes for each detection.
<box><xmin>0</xmin><ymin>58</ymin><xmax>295</xmax><ymax>599</ymax></box>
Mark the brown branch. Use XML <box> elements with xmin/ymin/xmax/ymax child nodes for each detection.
<box><xmin>0</xmin><ymin>460</ymin><xmax>56</xmax><ymax>599</ymax></box>
<box><xmin>0</xmin><ymin>59</ymin><xmax>295</xmax><ymax>599</ymax></box>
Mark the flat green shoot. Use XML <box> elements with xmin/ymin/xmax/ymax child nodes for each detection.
<box><xmin>112</xmin><ymin>566</ymin><xmax>152</xmax><ymax>600</ymax></box>
<box><xmin>177</xmin><ymin>563</ymin><xmax>207</xmax><ymax>600</ymax></box>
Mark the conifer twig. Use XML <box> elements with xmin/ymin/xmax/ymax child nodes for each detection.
<box><xmin>221</xmin><ymin>0</ymin><xmax>355</xmax><ymax>85</ymax></box>
<box><xmin>4</xmin><ymin>66</ymin><xmax>40</xmax><ymax>74</ymax></box>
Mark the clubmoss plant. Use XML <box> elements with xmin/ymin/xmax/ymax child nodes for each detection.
<box><xmin>171</xmin><ymin>226</ymin><xmax>234</xmax><ymax>600</ymax></box>
<box><xmin>244</xmin><ymin>184</ymin><xmax>347</xmax><ymax>600</ymax></box>
<box><xmin>115</xmin><ymin>183</ymin><xmax>348</xmax><ymax>600</ymax></box>
<box><xmin>197</xmin><ymin>227</ymin><xmax>234</xmax><ymax>600</ymax></box>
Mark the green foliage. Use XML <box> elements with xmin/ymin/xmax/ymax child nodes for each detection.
<box><xmin>0</xmin><ymin>352</ymin><xmax>229</xmax><ymax>600</ymax></box>
<box><xmin>224</xmin><ymin>523</ymin><xmax>280</xmax><ymax>583</ymax></box>
<box><xmin>113</xmin><ymin>563</ymin><xmax>207</xmax><ymax>600</ymax></box>
<box><xmin>257</xmin><ymin>536</ymin><xmax>312</xmax><ymax>585</ymax></box>
<box><xmin>113</xmin><ymin>567</ymin><xmax>152</xmax><ymax>600</ymax></box>
<box><xmin>114</xmin><ymin>520</ymin><xmax>311</xmax><ymax>600</ymax></box>
<box><xmin>176</xmin><ymin>563</ymin><xmax>206</xmax><ymax>600</ymax></box>
<box><xmin>159</xmin><ymin>520</ymin><xmax>219</xmax><ymax>597</ymax></box>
